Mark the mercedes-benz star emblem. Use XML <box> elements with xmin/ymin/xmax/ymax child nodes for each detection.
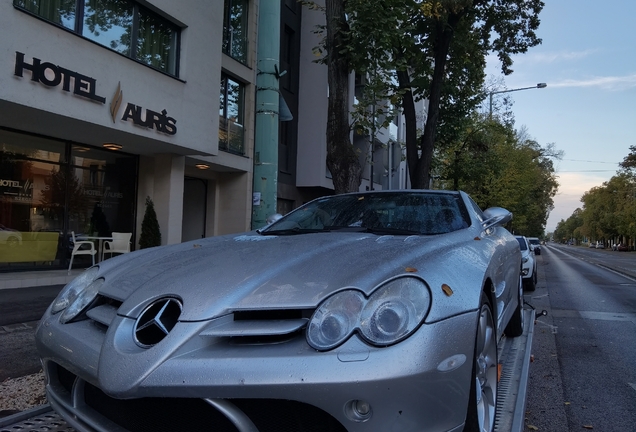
<box><xmin>134</xmin><ymin>298</ymin><xmax>182</xmax><ymax>347</ymax></box>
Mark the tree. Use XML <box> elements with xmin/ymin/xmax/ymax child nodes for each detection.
<box><xmin>435</xmin><ymin>116</ymin><xmax>560</xmax><ymax>235</ymax></box>
<box><xmin>323</xmin><ymin>0</ymin><xmax>363</xmax><ymax>194</ymax></box>
<box><xmin>312</xmin><ymin>0</ymin><xmax>544</xmax><ymax>192</ymax></box>
<box><xmin>139</xmin><ymin>196</ymin><xmax>161</xmax><ymax>249</ymax></box>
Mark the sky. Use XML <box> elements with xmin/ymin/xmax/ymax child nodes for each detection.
<box><xmin>483</xmin><ymin>0</ymin><xmax>636</xmax><ymax>233</ymax></box>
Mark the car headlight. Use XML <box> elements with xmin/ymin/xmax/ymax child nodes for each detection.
<box><xmin>307</xmin><ymin>277</ymin><xmax>430</xmax><ymax>351</ymax></box>
<box><xmin>59</xmin><ymin>278</ymin><xmax>104</xmax><ymax>324</ymax></box>
<box><xmin>51</xmin><ymin>267</ymin><xmax>100</xmax><ymax>315</ymax></box>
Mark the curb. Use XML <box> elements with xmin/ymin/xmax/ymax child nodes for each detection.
<box><xmin>0</xmin><ymin>321</ymin><xmax>40</xmax><ymax>335</ymax></box>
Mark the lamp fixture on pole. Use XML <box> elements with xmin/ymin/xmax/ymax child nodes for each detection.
<box><xmin>489</xmin><ymin>83</ymin><xmax>547</xmax><ymax>118</ymax></box>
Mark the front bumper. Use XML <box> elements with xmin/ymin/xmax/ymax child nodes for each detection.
<box><xmin>36</xmin><ymin>310</ymin><xmax>476</xmax><ymax>432</ymax></box>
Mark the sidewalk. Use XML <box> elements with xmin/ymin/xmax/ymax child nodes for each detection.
<box><xmin>0</xmin><ymin>269</ymin><xmax>82</xmax><ymax>290</ymax></box>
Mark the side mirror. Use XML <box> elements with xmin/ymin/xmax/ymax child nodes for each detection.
<box><xmin>482</xmin><ymin>207</ymin><xmax>512</xmax><ymax>231</ymax></box>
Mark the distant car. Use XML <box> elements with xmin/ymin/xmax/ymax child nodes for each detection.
<box><xmin>0</xmin><ymin>224</ymin><xmax>22</xmax><ymax>246</ymax></box>
<box><xmin>595</xmin><ymin>242</ymin><xmax>605</xmax><ymax>249</ymax></box>
<box><xmin>588</xmin><ymin>242</ymin><xmax>596</xmax><ymax>248</ymax></box>
<box><xmin>36</xmin><ymin>190</ymin><xmax>524</xmax><ymax>432</ymax></box>
<box><xmin>527</xmin><ymin>237</ymin><xmax>541</xmax><ymax>255</ymax></box>
<box><xmin>616</xmin><ymin>243</ymin><xmax>629</xmax><ymax>252</ymax></box>
<box><xmin>516</xmin><ymin>236</ymin><xmax>537</xmax><ymax>291</ymax></box>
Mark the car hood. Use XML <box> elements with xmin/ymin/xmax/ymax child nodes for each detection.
<box><xmin>96</xmin><ymin>229</ymin><xmax>493</xmax><ymax>322</ymax></box>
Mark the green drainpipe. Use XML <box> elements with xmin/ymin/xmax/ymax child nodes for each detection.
<box><xmin>251</xmin><ymin>1</ymin><xmax>281</xmax><ymax>230</ymax></box>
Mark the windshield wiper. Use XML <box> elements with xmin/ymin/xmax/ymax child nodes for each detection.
<box><xmin>363</xmin><ymin>227</ymin><xmax>422</xmax><ymax>236</ymax></box>
<box><xmin>260</xmin><ymin>227</ymin><xmax>328</xmax><ymax>236</ymax></box>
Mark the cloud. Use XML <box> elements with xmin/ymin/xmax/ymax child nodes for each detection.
<box><xmin>555</xmin><ymin>172</ymin><xmax>609</xmax><ymax>195</ymax></box>
<box><xmin>486</xmin><ymin>49</ymin><xmax>596</xmax><ymax>67</ymax></box>
<box><xmin>548</xmin><ymin>75</ymin><xmax>636</xmax><ymax>91</ymax></box>
<box><xmin>546</xmin><ymin>172</ymin><xmax>610</xmax><ymax>231</ymax></box>
<box><xmin>524</xmin><ymin>49</ymin><xmax>597</xmax><ymax>63</ymax></box>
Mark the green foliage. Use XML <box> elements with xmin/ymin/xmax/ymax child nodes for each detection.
<box><xmin>555</xmin><ymin>150</ymin><xmax>636</xmax><ymax>245</ymax></box>
<box><xmin>139</xmin><ymin>196</ymin><xmax>161</xmax><ymax>249</ymax></box>
<box><xmin>435</xmin><ymin>116</ymin><xmax>560</xmax><ymax>236</ymax></box>
<box><xmin>308</xmin><ymin>0</ymin><xmax>545</xmax><ymax>190</ymax></box>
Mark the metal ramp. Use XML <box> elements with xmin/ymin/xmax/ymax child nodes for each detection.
<box><xmin>494</xmin><ymin>308</ymin><xmax>536</xmax><ymax>432</ymax></box>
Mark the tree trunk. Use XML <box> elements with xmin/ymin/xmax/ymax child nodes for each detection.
<box><xmin>396</xmin><ymin>69</ymin><xmax>418</xmax><ymax>187</ymax></box>
<box><xmin>411</xmin><ymin>13</ymin><xmax>463</xmax><ymax>189</ymax></box>
<box><xmin>325</xmin><ymin>0</ymin><xmax>362</xmax><ymax>194</ymax></box>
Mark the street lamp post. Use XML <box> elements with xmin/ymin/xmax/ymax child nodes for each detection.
<box><xmin>489</xmin><ymin>83</ymin><xmax>547</xmax><ymax>118</ymax></box>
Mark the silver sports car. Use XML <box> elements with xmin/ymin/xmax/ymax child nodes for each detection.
<box><xmin>36</xmin><ymin>190</ymin><xmax>523</xmax><ymax>432</ymax></box>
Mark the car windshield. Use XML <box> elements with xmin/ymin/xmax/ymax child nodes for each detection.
<box><xmin>261</xmin><ymin>192</ymin><xmax>471</xmax><ymax>236</ymax></box>
<box><xmin>528</xmin><ymin>239</ymin><xmax>540</xmax><ymax>245</ymax></box>
<box><xmin>516</xmin><ymin>237</ymin><xmax>528</xmax><ymax>251</ymax></box>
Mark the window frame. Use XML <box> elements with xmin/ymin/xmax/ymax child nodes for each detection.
<box><xmin>222</xmin><ymin>0</ymin><xmax>249</xmax><ymax>64</ymax></box>
<box><xmin>219</xmin><ymin>73</ymin><xmax>246</xmax><ymax>155</ymax></box>
<box><xmin>13</xmin><ymin>0</ymin><xmax>181</xmax><ymax>77</ymax></box>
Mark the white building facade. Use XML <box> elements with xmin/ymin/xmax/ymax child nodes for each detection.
<box><xmin>0</xmin><ymin>0</ymin><xmax>417</xmax><ymax>272</ymax></box>
<box><xmin>0</xmin><ymin>0</ymin><xmax>259</xmax><ymax>271</ymax></box>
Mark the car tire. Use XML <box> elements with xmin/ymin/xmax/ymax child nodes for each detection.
<box><xmin>505</xmin><ymin>276</ymin><xmax>524</xmax><ymax>337</ymax></box>
<box><xmin>464</xmin><ymin>293</ymin><xmax>498</xmax><ymax>432</ymax></box>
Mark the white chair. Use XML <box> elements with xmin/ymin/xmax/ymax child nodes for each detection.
<box><xmin>102</xmin><ymin>232</ymin><xmax>132</xmax><ymax>261</ymax></box>
<box><xmin>68</xmin><ymin>231</ymin><xmax>96</xmax><ymax>274</ymax></box>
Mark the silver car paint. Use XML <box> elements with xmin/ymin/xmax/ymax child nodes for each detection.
<box><xmin>35</xmin><ymin>191</ymin><xmax>521</xmax><ymax>432</ymax></box>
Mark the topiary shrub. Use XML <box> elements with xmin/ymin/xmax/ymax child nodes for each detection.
<box><xmin>139</xmin><ymin>196</ymin><xmax>161</xmax><ymax>249</ymax></box>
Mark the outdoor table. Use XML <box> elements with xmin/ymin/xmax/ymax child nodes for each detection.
<box><xmin>76</xmin><ymin>236</ymin><xmax>113</xmax><ymax>262</ymax></box>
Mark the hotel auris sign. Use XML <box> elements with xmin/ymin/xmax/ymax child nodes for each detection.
<box><xmin>14</xmin><ymin>52</ymin><xmax>177</xmax><ymax>135</ymax></box>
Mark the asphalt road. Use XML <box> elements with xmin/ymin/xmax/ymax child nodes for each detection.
<box><xmin>0</xmin><ymin>285</ymin><xmax>63</xmax><ymax>326</ymax></box>
<box><xmin>0</xmin><ymin>285</ymin><xmax>62</xmax><ymax>381</ymax></box>
<box><xmin>524</xmin><ymin>244</ymin><xmax>636</xmax><ymax>431</ymax></box>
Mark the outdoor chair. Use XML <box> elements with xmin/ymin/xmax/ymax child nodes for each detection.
<box><xmin>102</xmin><ymin>232</ymin><xmax>132</xmax><ymax>261</ymax></box>
<box><xmin>68</xmin><ymin>231</ymin><xmax>96</xmax><ymax>274</ymax></box>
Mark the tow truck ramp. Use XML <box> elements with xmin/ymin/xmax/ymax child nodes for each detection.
<box><xmin>1</xmin><ymin>309</ymin><xmax>535</xmax><ymax>432</ymax></box>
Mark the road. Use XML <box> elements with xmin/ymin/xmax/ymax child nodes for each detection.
<box><xmin>524</xmin><ymin>244</ymin><xmax>636</xmax><ymax>431</ymax></box>
<box><xmin>0</xmin><ymin>285</ymin><xmax>62</xmax><ymax>381</ymax></box>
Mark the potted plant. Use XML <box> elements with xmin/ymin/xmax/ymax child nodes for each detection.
<box><xmin>139</xmin><ymin>196</ymin><xmax>161</xmax><ymax>249</ymax></box>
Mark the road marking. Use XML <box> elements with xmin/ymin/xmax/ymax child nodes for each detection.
<box><xmin>629</xmin><ymin>383</ymin><xmax>636</xmax><ymax>392</ymax></box>
<box><xmin>551</xmin><ymin>309</ymin><xmax>636</xmax><ymax>322</ymax></box>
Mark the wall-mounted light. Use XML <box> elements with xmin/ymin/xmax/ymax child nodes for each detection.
<box><xmin>73</xmin><ymin>146</ymin><xmax>90</xmax><ymax>153</ymax></box>
<box><xmin>195</xmin><ymin>164</ymin><xmax>210</xmax><ymax>170</ymax></box>
<box><xmin>103</xmin><ymin>143</ymin><xmax>123</xmax><ymax>150</ymax></box>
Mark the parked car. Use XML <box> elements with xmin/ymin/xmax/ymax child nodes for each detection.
<box><xmin>527</xmin><ymin>237</ymin><xmax>541</xmax><ymax>255</ymax></box>
<box><xmin>0</xmin><ymin>223</ymin><xmax>22</xmax><ymax>246</ymax></box>
<box><xmin>36</xmin><ymin>190</ymin><xmax>524</xmax><ymax>432</ymax></box>
<box><xmin>616</xmin><ymin>243</ymin><xmax>629</xmax><ymax>252</ymax></box>
<box><xmin>595</xmin><ymin>241</ymin><xmax>605</xmax><ymax>249</ymax></box>
<box><xmin>515</xmin><ymin>236</ymin><xmax>537</xmax><ymax>292</ymax></box>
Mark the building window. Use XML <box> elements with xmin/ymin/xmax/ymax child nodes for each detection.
<box><xmin>14</xmin><ymin>0</ymin><xmax>180</xmax><ymax>76</ymax></box>
<box><xmin>219</xmin><ymin>74</ymin><xmax>245</xmax><ymax>155</ymax></box>
<box><xmin>222</xmin><ymin>0</ymin><xmax>248</xmax><ymax>63</ymax></box>
<box><xmin>0</xmin><ymin>128</ymin><xmax>137</xmax><ymax>271</ymax></box>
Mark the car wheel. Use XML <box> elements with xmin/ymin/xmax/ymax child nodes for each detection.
<box><xmin>505</xmin><ymin>276</ymin><xmax>524</xmax><ymax>337</ymax></box>
<box><xmin>464</xmin><ymin>293</ymin><xmax>498</xmax><ymax>432</ymax></box>
<box><xmin>533</xmin><ymin>267</ymin><xmax>538</xmax><ymax>285</ymax></box>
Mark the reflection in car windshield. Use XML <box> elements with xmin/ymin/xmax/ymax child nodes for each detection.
<box><xmin>262</xmin><ymin>192</ymin><xmax>470</xmax><ymax>236</ymax></box>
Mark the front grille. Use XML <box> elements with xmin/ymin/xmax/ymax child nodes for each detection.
<box><xmin>234</xmin><ymin>399</ymin><xmax>347</xmax><ymax>432</ymax></box>
<box><xmin>84</xmin><ymin>383</ymin><xmax>238</xmax><ymax>432</ymax></box>
<box><xmin>51</xmin><ymin>363</ymin><xmax>347</xmax><ymax>432</ymax></box>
